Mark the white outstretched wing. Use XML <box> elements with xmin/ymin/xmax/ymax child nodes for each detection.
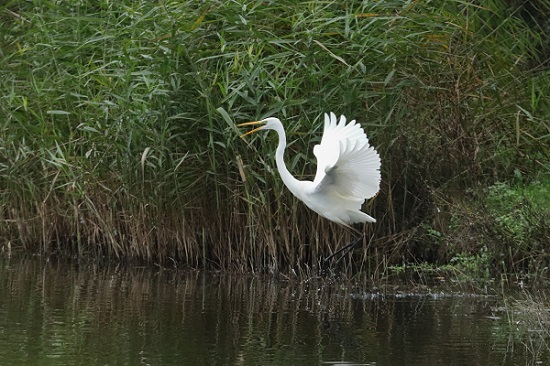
<box><xmin>312</xmin><ymin>112</ymin><xmax>381</xmax><ymax>200</ymax></box>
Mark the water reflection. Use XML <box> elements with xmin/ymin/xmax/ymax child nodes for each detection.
<box><xmin>0</xmin><ymin>256</ymin><xmax>547</xmax><ymax>365</ymax></box>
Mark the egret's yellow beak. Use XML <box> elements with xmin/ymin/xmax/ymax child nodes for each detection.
<box><xmin>237</xmin><ymin>120</ymin><xmax>265</xmax><ymax>138</ymax></box>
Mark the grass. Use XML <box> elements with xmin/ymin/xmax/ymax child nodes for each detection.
<box><xmin>483</xmin><ymin>178</ymin><xmax>550</xmax><ymax>275</ymax></box>
<box><xmin>494</xmin><ymin>287</ymin><xmax>550</xmax><ymax>363</ymax></box>
<box><xmin>1</xmin><ymin>0</ymin><xmax>550</xmax><ymax>275</ymax></box>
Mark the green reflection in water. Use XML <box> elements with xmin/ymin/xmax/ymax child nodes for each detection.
<box><xmin>0</xmin><ymin>256</ymin><xmax>547</xmax><ymax>366</ymax></box>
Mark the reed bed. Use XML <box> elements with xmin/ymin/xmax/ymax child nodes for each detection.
<box><xmin>1</xmin><ymin>0</ymin><xmax>549</xmax><ymax>274</ymax></box>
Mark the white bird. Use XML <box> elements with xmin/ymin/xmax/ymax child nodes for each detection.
<box><xmin>238</xmin><ymin>112</ymin><xmax>381</xmax><ymax>264</ymax></box>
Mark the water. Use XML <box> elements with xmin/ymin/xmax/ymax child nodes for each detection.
<box><xmin>0</xmin><ymin>256</ymin><xmax>547</xmax><ymax>366</ymax></box>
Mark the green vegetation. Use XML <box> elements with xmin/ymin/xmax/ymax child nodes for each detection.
<box><xmin>1</xmin><ymin>0</ymin><xmax>549</xmax><ymax>275</ymax></box>
<box><xmin>485</xmin><ymin>179</ymin><xmax>550</xmax><ymax>275</ymax></box>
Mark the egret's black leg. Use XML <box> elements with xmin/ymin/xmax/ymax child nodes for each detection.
<box><xmin>322</xmin><ymin>234</ymin><xmax>363</xmax><ymax>270</ymax></box>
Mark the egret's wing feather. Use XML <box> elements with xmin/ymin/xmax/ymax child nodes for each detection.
<box><xmin>313</xmin><ymin>113</ymin><xmax>367</xmax><ymax>179</ymax></box>
<box><xmin>313</xmin><ymin>113</ymin><xmax>381</xmax><ymax>200</ymax></box>
<box><xmin>319</xmin><ymin>142</ymin><xmax>381</xmax><ymax>198</ymax></box>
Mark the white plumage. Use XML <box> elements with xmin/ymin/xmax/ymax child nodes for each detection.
<box><xmin>239</xmin><ymin>112</ymin><xmax>381</xmax><ymax>230</ymax></box>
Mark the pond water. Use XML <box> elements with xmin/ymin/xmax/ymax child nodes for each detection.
<box><xmin>0</xmin><ymin>255</ymin><xmax>547</xmax><ymax>366</ymax></box>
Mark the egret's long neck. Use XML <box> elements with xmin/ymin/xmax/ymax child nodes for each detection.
<box><xmin>273</xmin><ymin>124</ymin><xmax>302</xmax><ymax>196</ymax></box>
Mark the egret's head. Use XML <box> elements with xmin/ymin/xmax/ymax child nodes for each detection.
<box><xmin>238</xmin><ymin>117</ymin><xmax>281</xmax><ymax>138</ymax></box>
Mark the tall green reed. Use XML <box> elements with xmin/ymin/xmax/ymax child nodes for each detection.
<box><xmin>1</xmin><ymin>0</ymin><xmax>549</xmax><ymax>274</ymax></box>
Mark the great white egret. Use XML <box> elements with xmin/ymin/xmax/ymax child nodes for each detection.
<box><xmin>238</xmin><ymin>112</ymin><xmax>381</xmax><ymax>266</ymax></box>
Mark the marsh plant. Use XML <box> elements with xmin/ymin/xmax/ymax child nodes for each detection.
<box><xmin>1</xmin><ymin>0</ymin><xmax>549</xmax><ymax>274</ymax></box>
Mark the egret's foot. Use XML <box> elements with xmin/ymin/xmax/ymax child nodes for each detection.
<box><xmin>320</xmin><ymin>235</ymin><xmax>363</xmax><ymax>274</ymax></box>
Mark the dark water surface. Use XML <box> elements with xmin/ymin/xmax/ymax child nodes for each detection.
<box><xmin>0</xmin><ymin>256</ymin><xmax>547</xmax><ymax>366</ymax></box>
